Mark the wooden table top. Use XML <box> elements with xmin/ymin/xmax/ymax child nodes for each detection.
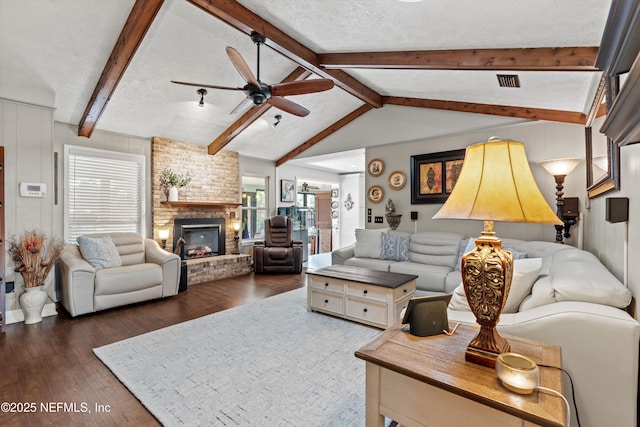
<box><xmin>355</xmin><ymin>322</ymin><xmax>566</xmax><ymax>427</ymax></box>
<box><xmin>306</xmin><ymin>264</ymin><xmax>418</xmax><ymax>289</ymax></box>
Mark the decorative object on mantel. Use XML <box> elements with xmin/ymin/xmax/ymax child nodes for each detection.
<box><xmin>367</xmin><ymin>158</ymin><xmax>384</xmax><ymax>177</ymax></box>
<box><xmin>9</xmin><ymin>230</ymin><xmax>63</xmax><ymax>324</ymax></box>
<box><xmin>159</xmin><ymin>168</ymin><xmax>192</xmax><ymax>202</ymax></box>
<box><xmin>367</xmin><ymin>185</ymin><xmax>384</xmax><ymax>204</ymax></box>
<box><xmin>433</xmin><ymin>138</ymin><xmax>561</xmax><ymax>367</ymax></box>
<box><xmin>300</xmin><ymin>182</ymin><xmax>309</xmax><ymax>192</ymax></box>
<box><xmin>385</xmin><ymin>198</ymin><xmax>402</xmax><ymax>230</ymax></box>
<box><xmin>388</xmin><ymin>170</ymin><xmax>406</xmax><ymax>190</ymax></box>
<box><xmin>344</xmin><ymin>193</ymin><xmax>354</xmax><ymax>210</ymax></box>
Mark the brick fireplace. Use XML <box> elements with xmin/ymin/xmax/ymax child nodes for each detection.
<box><xmin>152</xmin><ymin>137</ymin><xmax>250</xmax><ymax>283</ymax></box>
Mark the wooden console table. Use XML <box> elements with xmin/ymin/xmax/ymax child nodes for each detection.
<box><xmin>356</xmin><ymin>322</ymin><xmax>566</xmax><ymax>427</ymax></box>
<box><xmin>306</xmin><ymin>265</ymin><xmax>416</xmax><ymax>329</ymax></box>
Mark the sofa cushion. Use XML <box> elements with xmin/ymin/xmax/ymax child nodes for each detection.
<box><xmin>94</xmin><ymin>263</ymin><xmax>163</xmax><ymax>295</ymax></box>
<box><xmin>344</xmin><ymin>257</ymin><xmax>396</xmax><ymax>272</ymax></box>
<box><xmin>353</xmin><ymin>228</ymin><xmax>388</xmax><ymax>258</ymax></box>
<box><xmin>408</xmin><ymin>232</ymin><xmax>463</xmax><ymax>269</ymax></box>
<box><xmin>448</xmin><ymin>258</ymin><xmax>543</xmax><ymax>313</ymax></box>
<box><xmin>381</xmin><ymin>232</ymin><xmax>410</xmax><ymax>261</ymax></box>
<box><xmin>390</xmin><ymin>262</ymin><xmax>451</xmax><ymax>293</ymax></box>
<box><xmin>77</xmin><ymin>235</ymin><xmax>122</xmax><ymax>269</ymax></box>
<box><xmin>549</xmin><ymin>249</ymin><xmax>632</xmax><ymax>308</ymax></box>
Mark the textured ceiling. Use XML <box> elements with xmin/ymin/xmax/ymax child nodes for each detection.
<box><xmin>0</xmin><ymin>0</ymin><xmax>612</xmax><ymax>172</ymax></box>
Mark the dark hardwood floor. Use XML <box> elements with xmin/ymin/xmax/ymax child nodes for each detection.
<box><xmin>0</xmin><ymin>272</ymin><xmax>306</xmax><ymax>426</ymax></box>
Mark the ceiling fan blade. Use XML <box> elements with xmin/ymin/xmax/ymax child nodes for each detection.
<box><xmin>268</xmin><ymin>97</ymin><xmax>310</xmax><ymax>117</ymax></box>
<box><xmin>226</xmin><ymin>46</ymin><xmax>260</xmax><ymax>88</ymax></box>
<box><xmin>270</xmin><ymin>79</ymin><xmax>335</xmax><ymax>97</ymax></box>
<box><xmin>171</xmin><ymin>80</ymin><xmax>244</xmax><ymax>91</ymax></box>
<box><xmin>229</xmin><ymin>96</ymin><xmax>255</xmax><ymax>115</ymax></box>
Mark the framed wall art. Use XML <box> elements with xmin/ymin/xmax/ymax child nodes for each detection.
<box><xmin>410</xmin><ymin>149</ymin><xmax>466</xmax><ymax>204</ymax></box>
<box><xmin>388</xmin><ymin>170</ymin><xmax>407</xmax><ymax>190</ymax></box>
<box><xmin>367</xmin><ymin>185</ymin><xmax>384</xmax><ymax>204</ymax></box>
<box><xmin>367</xmin><ymin>158</ymin><xmax>384</xmax><ymax>177</ymax></box>
<box><xmin>281</xmin><ymin>179</ymin><xmax>295</xmax><ymax>202</ymax></box>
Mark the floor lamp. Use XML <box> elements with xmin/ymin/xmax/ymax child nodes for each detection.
<box><xmin>537</xmin><ymin>158</ymin><xmax>583</xmax><ymax>243</ymax></box>
<box><xmin>433</xmin><ymin>138</ymin><xmax>562</xmax><ymax>367</ymax></box>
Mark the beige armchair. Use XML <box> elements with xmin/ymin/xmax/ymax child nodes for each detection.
<box><xmin>57</xmin><ymin>232</ymin><xmax>181</xmax><ymax>316</ymax></box>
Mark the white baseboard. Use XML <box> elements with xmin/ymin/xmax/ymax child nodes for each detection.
<box><xmin>5</xmin><ymin>301</ymin><xmax>58</xmax><ymax>324</ymax></box>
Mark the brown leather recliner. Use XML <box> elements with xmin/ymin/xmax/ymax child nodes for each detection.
<box><xmin>254</xmin><ymin>215</ymin><xmax>303</xmax><ymax>274</ymax></box>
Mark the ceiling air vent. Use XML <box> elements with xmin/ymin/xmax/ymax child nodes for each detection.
<box><xmin>497</xmin><ymin>74</ymin><xmax>521</xmax><ymax>88</ymax></box>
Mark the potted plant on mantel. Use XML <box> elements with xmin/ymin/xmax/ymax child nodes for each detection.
<box><xmin>8</xmin><ymin>230</ymin><xmax>64</xmax><ymax>324</ymax></box>
<box><xmin>159</xmin><ymin>167</ymin><xmax>192</xmax><ymax>202</ymax></box>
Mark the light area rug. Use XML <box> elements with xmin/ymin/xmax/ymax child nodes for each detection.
<box><xmin>94</xmin><ymin>288</ymin><xmax>382</xmax><ymax>426</ymax></box>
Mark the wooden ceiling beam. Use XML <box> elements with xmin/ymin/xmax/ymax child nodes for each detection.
<box><xmin>77</xmin><ymin>0</ymin><xmax>164</xmax><ymax>138</ymax></box>
<box><xmin>208</xmin><ymin>67</ymin><xmax>311</xmax><ymax>155</ymax></box>
<box><xmin>186</xmin><ymin>0</ymin><xmax>383</xmax><ymax>107</ymax></box>
<box><xmin>319</xmin><ymin>47</ymin><xmax>600</xmax><ymax>71</ymax></box>
<box><xmin>276</xmin><ymin>104</ymin><xmax>373</xmax><ymax>167</ymax></box>
<box><xmin>383</xmin><ymin>96</ymin><xmax>586</xmax><ymax>125</ymax></box>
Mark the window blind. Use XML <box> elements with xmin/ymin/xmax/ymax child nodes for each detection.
<box><xmin>65</xmin><ymin>146</ymin><xmax>145</xmax><ymax>243</ymax></box>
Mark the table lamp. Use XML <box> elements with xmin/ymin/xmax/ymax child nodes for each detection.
<box><xmin>433</xmin><ymin>138</ymin><xmax>562</xmax><ymax>367</ymax></box>
<box><xmin>232</xmin><ymin>220</ymin><xmax>241</xmax><ymax>254</ymax></box>
<box><xmin>158</xmin><ymin>229</ymin><xmax>170</xmax><ymax>250</ymax></box>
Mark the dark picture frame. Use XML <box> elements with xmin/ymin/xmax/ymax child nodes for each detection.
<box><xmin>280</xmin><ymin>179</ymin><xmax>295</xmax><ymax>202</ymax></box>
<box><xmin>410</xmin><ymin>149</ymin><xmax>465</xmax><ymax>204</ymax></box>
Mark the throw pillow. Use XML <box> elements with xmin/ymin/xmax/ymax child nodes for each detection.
<box><xmin>454</xmin><ymin>238</ymin><xmax>470</xmax><ymax>270</ymax></box>
<box><xmin>77</xmin><ymin>235</ymin><xmax>122</xmax><ymax>269</ymax></box>
<box><xmin>448</xmin><ymin>258</ymin><xmax>543</xmax><ymax>313</ymax></box>
<box><xmin>462</xmin><ymin>238</ymin><xmax>527</xmax><ymax>262</ymax></box>
<box><xmin>381</xmin><ymin>232</ymin><xmax>410</xmax><ymax>261</ymax></box>
<box><xmin>353</xmin><ymin>228</ymin><xmax>388</xmax><ymax>258</ymax></box>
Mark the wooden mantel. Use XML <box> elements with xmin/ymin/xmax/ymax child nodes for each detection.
<box><xmin>161</xmin><ymin>201</ymin><xmax>242</xmax><ymax>208</ymax></box>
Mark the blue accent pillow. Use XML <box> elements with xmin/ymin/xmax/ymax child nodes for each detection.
<box><xmin>455</xmin><ymin>238</ymin><xmax>470</xmax><ymax>270</ymax></box>
<box><xmin>381</xmin><ymin>232</ymin><xmax>410</xmax><ymax>261</ymax></box>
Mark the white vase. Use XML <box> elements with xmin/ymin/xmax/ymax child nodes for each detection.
<box><xmin>19</xmin><ymin>286</ymin><xmax>48</xmax><ymax>324</ymax></box>
<box><xmin>168</xmin><ymin>186</ymin><xmax>179</xmax><ymax>202</ymax></box>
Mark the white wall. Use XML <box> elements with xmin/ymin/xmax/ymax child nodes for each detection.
<box><xmin>338</xmin><ymin>172</ymin><xmax>364</xmax><ymax>248</ymax></box>
<box><xmin>276</xmin><ymin>163</ymin><xmax>340</xmax><ymax>209</ymax></box>
<box><xmin>1</xmin><ymin>99</ymin><xmax>54</xmax><ymax>312</ymax></box>
<box><xmin>583</xmin><ymin>142</ymin><xmax>640</xmax><ymax>307</ymax></box>
<box><xmin>366</xmin><ymin>121</ymin><xmax>587</xmax><ymax>243</ymax></box>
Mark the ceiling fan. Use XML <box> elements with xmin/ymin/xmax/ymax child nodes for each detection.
<box><xmin>171</xmin><ymin>33</ymin><xmax>334</xmax><ymax>117</ymax></box>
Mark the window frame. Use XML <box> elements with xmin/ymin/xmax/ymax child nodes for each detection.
<box><xmin>63</xmin><ymin>145</ymin><xmax>146</xmax><ymax>243</ymax></box>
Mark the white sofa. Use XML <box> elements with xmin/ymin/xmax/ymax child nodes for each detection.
<box><xmin>58</xmin><ymin>232</ymin><xmax>181</xmax><ymax>316</ymax></box>
<box><xmin>332</xmin><ymin>229</ymin><xmax>640</xmax><ymax>427</ymax></box>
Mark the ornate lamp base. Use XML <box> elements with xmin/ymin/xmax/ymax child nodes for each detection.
<box><xmin>461</xmin><ymin>221</ymin><xmax>513</xmax><ymax>368</ymax></box>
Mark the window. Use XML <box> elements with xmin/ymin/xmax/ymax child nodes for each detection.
<box><xmin>241</xmin><ymin>175</ymin><xmax>268</xmax><ymax>240</ymax></box>
<box><xmin>64</xmin><ymin>145</ymin><xmax>145</xmax><ymax>243</ymax></box>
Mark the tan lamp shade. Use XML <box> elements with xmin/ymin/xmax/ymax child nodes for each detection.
<box><xmin>433</xmin><ymin>140</ymin><xmax>562</xmax><ymax>225</ymax></box>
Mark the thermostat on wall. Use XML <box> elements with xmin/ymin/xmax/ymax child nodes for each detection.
<box><xmin>20</xmin><ymin>182</ymin><xmax>47</xmax><ymax>198</ymax></box>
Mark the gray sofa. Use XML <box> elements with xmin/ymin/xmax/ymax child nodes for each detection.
<box><xmin>58</xmin><ymin>232</ymin><xmax>181</xmax><ymax>317</ymax></box>
<box><xmin>332</xmin><ymin>229</ymin><xmax>640</xmax><ymax>427</ymax></box>
<box><xmin>332</xmin><ymin>229</ymin><xmax>466</xmax><ymax>294</ymax></box>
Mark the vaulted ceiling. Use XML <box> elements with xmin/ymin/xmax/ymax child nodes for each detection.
<box><xmin>0</xmin><ymin>0</ymin><xmax>612</xmax><ymax>173</ymax></box>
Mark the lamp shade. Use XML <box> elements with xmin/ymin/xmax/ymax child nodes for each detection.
<box><xmin>433</xmin><ymin>140</ymin><xmax>562</xmax><ymax>225</ymax></box>
<box><xmin>158</xmin><ymin>229</ymin><xmax>170</xmax><ymax>240</ymax></box>
<box><xmin>537</xmin><ymin>158</ymin><xmax>583</xmax><ymax>177</ymax></box>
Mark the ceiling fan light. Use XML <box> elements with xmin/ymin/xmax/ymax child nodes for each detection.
<box><xmin>197</xmin><ymin>88</ymin><xmax>207</xmax><ymax>107</ymax></box>
<box><xmin>271</xmin><ymin>114</ymin><xmax>282</xmax><ymax>128</ymax></box>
